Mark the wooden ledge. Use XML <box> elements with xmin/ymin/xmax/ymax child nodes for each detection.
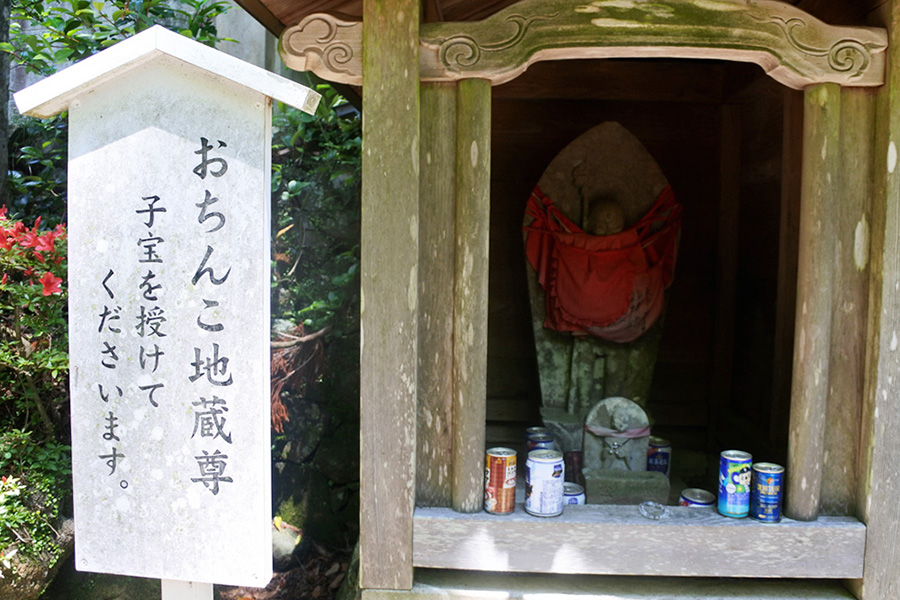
<box><xmin>413</xmin><ymin>505</ymin><xmax>865</xmax><ymax>579</ymax></box>
<box><xmin>362</xmin><ymin>569</ymin><xmax>857</xmax><ymax>600</ymax></box>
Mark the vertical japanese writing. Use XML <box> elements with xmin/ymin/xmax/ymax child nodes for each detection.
<box><xmin>136</xmin><ymin>195</ymin><xmax>167</xmax><ymax>408</ymax></box>
<box><xmin>95</xmin><ymin>270</ymin><xmax>127</xmax><ymax>489</ymax></box>
<box><xmin>189</xmin><ymin>137</ymin><xmax>234</xmax><ymax>495</ymax></box>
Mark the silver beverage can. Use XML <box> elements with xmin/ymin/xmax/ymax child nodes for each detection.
<box><xmin>525</xmin><ymin>449</ymin><xmax>565</xmax><ymax>517</ymax></box>
<box><xmin>524</xmin><ymin>426</ymin><xmax>549</xmax><ymax>441</ymax></box>
<box><xmin>679</xmin><ymin>488</ymin><xmax>716</xmax><ymax>507</ymax></box>
<box><xmin>563</xmin><ymin>482</ymin><xmax>586</xmax><ymax>505</ymax></box>
<box><xmin>527</xmin><ymin>433</ymin><xmax>555</xmax><ymax>452</ymax></box>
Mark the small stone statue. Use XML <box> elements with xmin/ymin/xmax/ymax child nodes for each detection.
<box><xmin>582</xmin><ymin>396</ymin><xmax>650</xmax><ymax>472</ymax></box>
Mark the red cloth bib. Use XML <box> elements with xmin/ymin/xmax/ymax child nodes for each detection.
<box><xmin>524</xmin><ymin>185</ymin><xmax>681</xmax><ymax>343</ymax></box>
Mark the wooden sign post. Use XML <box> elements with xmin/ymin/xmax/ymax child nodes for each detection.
<box><xmin>15</xmin><ymin>26</ymin><xmax>319</xmax><ymax>598</ymax></box>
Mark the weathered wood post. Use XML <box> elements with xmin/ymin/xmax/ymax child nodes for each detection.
<box><xmin>821</xmin><ymin>87</ymin><xmax>875</xmax><ymax>516</ymax></box>
<box><xmin>417</xmin><ymin>81</ymin><xmax>457</xmax><ymax>508</ymax></box>
<box><xmin>359</xmin><ymin>0</ymin><xmax>421</xmax><ymax>590</ymax></box>
<box><xmin>15</xmin><ymin>26</ymin><xmax>319</xmax><ymax>598</ymax></box>
<box><xmin>858</xmin><ymin>3</ymin><xmax>900</xmax><ymax>598</ymax></box>
<box><xmin>452</xmin><ymin>78</ymin><xmax>491</xmax><ymax>513</ymax></box>
<box><xmin>785</xmin><ymin>83</ymin><xmax>840</xmax><ymax>522</ymax></box>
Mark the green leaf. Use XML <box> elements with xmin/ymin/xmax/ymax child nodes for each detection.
<box><xmin>54</xmin><ymin>48</ymin><xmax>75</xmax><ymax>61</ymax></box>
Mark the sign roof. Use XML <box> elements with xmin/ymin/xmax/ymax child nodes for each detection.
<box><xmin>15</xmin><ymin>25</ymin><xmax>320</xmax><ymax>118</ymax></box>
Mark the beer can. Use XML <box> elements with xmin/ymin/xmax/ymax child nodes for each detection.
<box><xmin>647</xmin><ymin>436</ymin><xmax>672</xmax><ymax>477</ymax></box>
<box><xmin>484</xmin><ymin>448</ymin><xmax>517</xmax><ymax>514</ymax></box>
<box><xmin>563</xmin><ymin>482</ymin><xmax>586</xmax><ymax>505</ymax></box>
<box><xmin>718</xmin><ymin>450</ymin><xmax>753</xmax><ymax>518</ymax></box>
<box><xmin>527</xmin><ymin>433</ymin><xmax>556</xmax><ymax>452</ymax></box>
<box><xmin>525</xmin><ymin>449</ymin><xmax>565</xmax><ymax>517</ymax></box>
<box><xmin>679</xmin><ymin>488</ymin><xmax>715</xmax><ymax>507</ymax></box>
<box><xmin>750</xmin><ymin>462</ymin><xmax>784</xmax><ymax>523</ymax></box>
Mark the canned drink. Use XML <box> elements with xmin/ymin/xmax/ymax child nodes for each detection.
<box><xmin>525</xmin><ymin>449</ymin><xmax>565</xmax><ymax>517</ymax></box>
<box><xmin>679</xmin><ymin>488</ymin><xmax>715</xmax><ymax>507</ymax></box>
<box><xmin>484</xmin><ymin>448</ymin><xmax>517</xmax><ymax>514</ymax></box>
<box><xmin>563</xmin><ymin>482</ymin><xmax>586</xmax><ymax>505</ymax></box>
<box><xmin>524</xmin><ymin>426</ymin><xmax>549</xmax><ymax>441</ymax></box>
<box><xmin>527</xmin><ymin>433</ymin><xmax>555</xmax><ymax>452</ymax></box>
<box><xmin>750</xmin><ymin>462</ymin><xmax>784</xmax><ymax>523</ymax></box>
<box><xmin>647</xmin><ymin>436</ymin><xmax>672</xmax><ymax>477</ymax></box>
<box><xmin>718</xmin><ymin>450</ymin><xmax>753</xmax><ymax>518</ymax></box>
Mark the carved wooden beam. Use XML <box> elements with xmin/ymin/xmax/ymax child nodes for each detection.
<box><xmin>280</xmin><ymin>0</ymin><xmax>887</xmax><ymax>89</ymax></box>
<box><xmin>279</xmin><ymin>12</ymin><xmax>363</xmax><ymax>85</ymax></box>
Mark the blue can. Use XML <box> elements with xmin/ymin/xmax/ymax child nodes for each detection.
<box><xmin>718</xmin><ymin>450</ymin><xmax>753</xmax><ymax>518</ymax></box>
<box><xmin>750</xmin><ymin>462</ymin><xmax>784</xmax><ymax>522</ymax></box>
<box><xmin>647</xmin><ymin>436</ymin><xmax>671</xmax><ymax>478</ymax></box>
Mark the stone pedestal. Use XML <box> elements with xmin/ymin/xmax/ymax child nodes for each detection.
<box><xmin>582</xmin><ymin>470</ymin><xmax>669</xmax><ymax>505</ymax></box>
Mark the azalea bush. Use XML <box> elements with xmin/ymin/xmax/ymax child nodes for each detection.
<box><xmin>0</xmin><ymin>207</ymin><xmax>70</xmax><ymax>567</ymax></box>
<box><xmin>0</xmin><ymin>206</ymin><xmax>68</xmax><ymax>438</ymax></box>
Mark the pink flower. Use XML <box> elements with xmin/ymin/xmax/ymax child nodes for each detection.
<box><xmin>0</xmin><ymin>206</ymin><xmax>7</xmax><ymax>220</ymax></box>
<box><xmin>39</xmin><ymin>272</ymin><xmax>62</xmax><ymax>296</ymax></box>
<box><xmin>1</xmin><ymin>273</ymin><xmax>7</xmax><ymax>285</ymax></box>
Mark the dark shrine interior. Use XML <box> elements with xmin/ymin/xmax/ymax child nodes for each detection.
<box><xmin>484</xmin><ymin>57</ymin><xmax>798</xmax><ymax>495</ymax></box>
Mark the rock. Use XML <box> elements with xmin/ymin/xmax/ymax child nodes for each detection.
<box><xmin>0</xmin><ymin>518</ymin><xmax>74</xmax><ymax>600</ymax></box>
<box><xmin>312</xmin><ymin>422</ymin><xmax>360</xmax><ymax>485</ymax></box>
<box><xmin>41</xmin><ymin>557</ymin><xmax>161</xmax><ymax>600</ymax></box>
<box><xmin>272</xmin><ymin>518</ymin><xmax>306</xmax><ymax>572</ymax></box>
<box><xmin>580</xmin><ymin>397</ymin><xmax>671</xmax><ymax>505</ymax></box>
<box><xmin>582</xmin><ymin>470</ymin><xmax>669</xmax><ymax>505</ymax></box>
<box><xmin>276</xmin><ymin>396</ymin><xmax>327</xmax><ymax>464</ymax></box>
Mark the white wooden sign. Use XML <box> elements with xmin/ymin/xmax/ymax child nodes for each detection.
<box><xmin>15</xmin><ymin>26</ymin><xmax>319</xmax><ymax>589</ymax></box>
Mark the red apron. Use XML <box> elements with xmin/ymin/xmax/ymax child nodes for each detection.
<box><xmin>524</xmin><ymin>185</ymin><xmax>681</xmax><ymax>343</ymax></box>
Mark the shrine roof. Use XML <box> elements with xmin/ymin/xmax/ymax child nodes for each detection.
<box><xmin>234</xmin><ymin>0</ymin><xmax>881</xmax><ymax>34</ymax></box>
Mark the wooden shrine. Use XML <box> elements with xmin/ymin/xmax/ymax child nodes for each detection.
<box><xmin>234</xmin><ymin>0</ymin><xmax>900</xmax><ymax>598</ymax></box>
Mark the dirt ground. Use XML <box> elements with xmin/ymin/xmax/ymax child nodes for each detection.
<box><xmin>217</xmin><ymin>541</ymin><xmax>355</xmax><ymax>600</ymax></box>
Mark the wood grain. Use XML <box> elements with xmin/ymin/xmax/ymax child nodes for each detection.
<box><xmin>858</xmin><ymin>3</ymin><xmax>900</xmax><ymax>598</ymax></box>
<box><xmin>359</xmin><ymin>0</ymin><xmax>420</xmax><ymax>589</ymax></box>
<box><xmin>785</xmin><ymin>83</ymin><xmax>840</xmax><ymax>522</ymax></box>
<box><xmin>452</xmin><ymin>78</ymin><xmax>491</xmax><ymax>513</ymax></box>
<box><xmin>362</xmin><ymin>570</ymin><xmax>858</xmax><ymax>600</ymax></box>
<box><xmin>820</xmin><ymin>87</ymin><xmax>875</xmax><ymax>516</ymax></box>
<box><xmin>413</xmin><ymin>506</ymin><xmax>865</xmax><ymax>578</ymax></box>
<box><xmin>416</xmin><ymin>83</ymin><xmax>457</xmax><ymax>508</ymax></box>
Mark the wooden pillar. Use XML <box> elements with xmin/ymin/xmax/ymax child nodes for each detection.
<box><xmin>785</xmin><ymin>83</ymin><xmax>840</xmax><ymax>522</ymax></box>
<box><xmin>452</xmin><ymin>78</ymin><xmax>491</xmax><ymax>512</ymax></box>
<box><xmin>417</xmin><ymin>82</ymin><xmax>457</xmax><ymax>507</ymax></box>
<box><xmin>820</xmin><ymin>88</ymin><xmax>875</xmax><ymax>516</ymax></box>
<box><xmin>359</xmin><ymin>0</ymin><xmax>420</xmax><ymax>590</ymax></box>
<box><xmin>858</xmin><ymin>3</ymin><xmax>900</xmax><ymax>597</ymax></box>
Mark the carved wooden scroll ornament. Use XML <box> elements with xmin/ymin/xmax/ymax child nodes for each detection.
<box><xmin>279</xmin><ymin>0</ymin><xmax>887</xmax><ymax>89</ymax></box>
